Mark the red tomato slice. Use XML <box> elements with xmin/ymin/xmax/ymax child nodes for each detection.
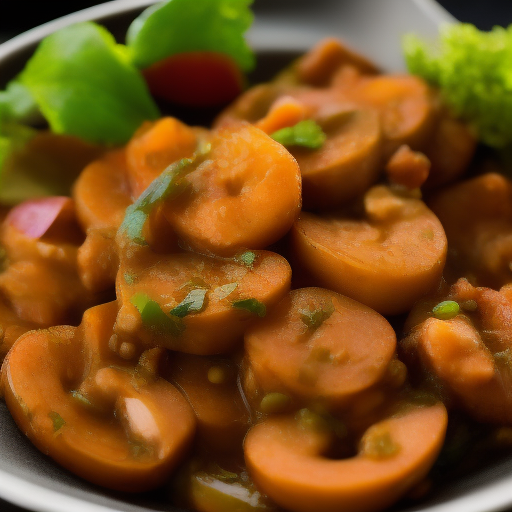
<box><xmin>143</xmin><ymin>51</ymin><xmax>245</xmax><ymax>107</ymax></box>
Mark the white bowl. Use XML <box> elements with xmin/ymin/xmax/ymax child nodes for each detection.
<box><xmin>4</xmin><ymin>2</ymin><xmax>511</xmax><ymax>512</ymax></box>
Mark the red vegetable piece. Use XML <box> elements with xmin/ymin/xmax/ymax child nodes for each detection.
<box><xmin>5</xmin><ymin>196</ymin><xmax>74</xmax><ymax>239</ymax></box>
<box><xmin>143</xmin><ymin>51</ymin><xmax>244</xmax><ymax>107</ymax></box>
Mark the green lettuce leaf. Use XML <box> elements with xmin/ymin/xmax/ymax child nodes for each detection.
<box><xmin>119</xmin><ymin>156</ymin><xmax>194</xmax><ymax>244</ymax></box>
<box><xmin>131</xmin><ymin>292</ymin><xmax>185</xmax><ymax>336</ymax></box>
<box><xmin>18</xmin><ymin>22</ymin><xmax>159</xmax><ymax>145</ymax></box>
<box><xmin>403</xmin><ymin>23</ymin><xmax>512</xmax><ymax>148</ymax></box>
<box><xmin>127</xmin><ymin>0</ymin><xmax>255</xmax><ymax>71</ymax></box>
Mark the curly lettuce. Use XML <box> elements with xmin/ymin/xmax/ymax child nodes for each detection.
<box><xmin>403</xmin><ymin>23</ymin><xmax>512</xmax><ymax>148</ymax></box>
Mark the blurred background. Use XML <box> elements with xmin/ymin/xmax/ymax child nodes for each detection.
<box><xmin>0</xmin><ymin>0</ymin><xmax>512</xmax><ymax>43</ymax></box>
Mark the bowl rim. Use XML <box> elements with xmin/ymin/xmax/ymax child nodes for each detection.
<box><xmin>0</xmin><ymin>1</ymin><xmax>461</xmax><ymax>512</ymax></box>
<box><xmin>0</xmin><ymin>0</ymin><xmax>455</xmax><ymax>64</ymax></box>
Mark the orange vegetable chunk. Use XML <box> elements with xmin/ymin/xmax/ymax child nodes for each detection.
<box><xmin>1</xmin><ymin>302</ymin><xmax>196</xmax><ymax>492</ymax></box>
<box><xmin>244</xmin><ymin>288</ymin><xmax>396</xmax><ymax>409</ymax></box>
<box><xmin>402</xmin><ymin>280</ymin><xmax>512</xmax><ymax>424</ymax></box>
<box><xmin>244</xmin><ymin>403</ymin><xmax>447</xmax><ymax>512</ymax></box>
<box><xmin>385</xmin><ymin>144</ymin><xmax>430</xmax><ymax>190</ymax></box>
<box><xmin>73</xmin><ymin>149</ymin><xmax>132</xmax><ymax>231</ymax></box>
<box><xmin>339</xmin><ymin>75</ymin><xmax>437</xmax><ymax>157</ymax></box>
<box><xmin>428</xmin><ymin>172</ymin><xmax>512</xmax><ymax>288</ymax></box>
<box><xmin>163</xmin><ymin>122</ymin><xmax>301</xmax><ymax>256</ymax></box>
<box><xmin>292</xmin><ymin>186</ymin><xmax>447</xmax><ymax>315</ymax></box>
<box><xmin>292</xmin><ymin>106</ymin><xmax>382</xmax><ymax>209</ymax></box>
<box><xmin>115</xmin><ymin>249</ymin><xmax>291</xmax><ymax>355</ymax></box>
<box><xmin>296</xmin><ymin>37</ymin><xmax>379</xmax><ymax>87</ymax></box>
<box><xmin>126</xmin><ymin>117</ymin><xmax>200</xmax><ymax>198</ymax></box>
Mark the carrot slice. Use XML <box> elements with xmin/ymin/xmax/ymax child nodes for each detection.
<box><xmin>402</xmin><ymin>280</ymin><xmax>512</xmax><ymax>424</ymax></box>
<box><xmin>1</xmin><ymin>302</ymin><xmax>196</xmax><ymax>492</ymax></box>
<box><xmin>340</xmin><ymin>75</ymin><xmax>438</xmax><ymax>157</ymax></box>
<box><xmin>292</xmin><ymin>186</ymin><xmax>447</xmax><ymax>315</ymax></box>
<box><xmin>126</xmin><ymin>117</ymin><xmax>201</xmax><ymax>198</ymax></box>
<box><xmin>244</xmin><ymin>403</ymin><xmax>447</xmax><ymax>512</ymax></box>
<box><xmin>291</xmin><ymin>106</ymin><xmax>382</xmax><ymax>209</ymax></box>
<box><xmin>428</xmin><ymin>172</ymin><xmax>512</xmax><ymax>288</ymax></box>
<box><xmin>115</xmin><ymin>249</ymin><xmax>291</xmax><ymax>355</ymax></box>
<box><xmin>244</xmin><ymin>288</ymin><xmax>396</xmax><ymax>410</ymax></box>
<box><xmin>163</xmin><ymin>122</ymin><xmax>301</xmax><ymax>256</ymax></box>
<box><xmin>296</xmin><ymin>38</ymin><xmax>379</xmax><ymax>87</ymax></box>
<box><xmin>73</xmin><ymin>149</ymin><xmax>132</xmax><ymax>231</ymax></box>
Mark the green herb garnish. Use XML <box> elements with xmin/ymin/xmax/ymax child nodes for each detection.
<box><xmin>299</xmin><ymin>301</ymin><xmax>335</xmax><ymax>330</ymax></box>
<box><xmin>271</xmin><ymin>120</ymin><xmax>326</xmax><ymax>149</ymax></box>
<box><xmin>236</xmin><ymin>250</ymin><xmax>256</xmax><ymax>268</ymax></box>
<box><xmin>18</xmin><ymin>22</ymin><xmax>159</xmax><ymax>145</ymax></box>
<box><xmin>232</xmin><ymin>298</ymin><xmax>266</xmax><ymax>317</ymax></box>
<box><xmin>432</xmin><ymin>300</ymin><xmax>460</xmax><ymax>320</ymax></box>
<box><xmin>403</xmin><ymin>23</ymin><xmax>512</xmax><ymax>148</ymax></box>
<box><xmin>131</xmin><ymin>292</ymin><xmax>184</xmax><ymax>336</ymax></box>
<box><xmin>170</xmin><ymin>288</ymin><xmax>208</xmax><ymax>317</ymax></box>
<box><xmin>119</xmin><ymin>157</ymin><xmax>194</xmax><ymax>244</ymax></box>
<box><xmin>127</xmin><ymin>0</ymin><xmax>255</xmax><ymax>72</ymax></box>
<box><xmin>48</xmin><ymin>411</ymin><xmax>66</xmax><ymax>432</ymax></box>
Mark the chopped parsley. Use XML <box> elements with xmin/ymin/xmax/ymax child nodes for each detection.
<box><xmin>131</xmin><ymin>292</ymin><xmax>184</xmax><ymax>336</ymax></box>
<box><xmin>232</xmin><ymin>298</ymin><xmax>266</xmax><ymax>317</ymax></box>
<box><xmin>48</xmin><ymin>411</ymin><xmax>66</xmax><ymax>432</ymax></box>
<box><xmin>119</xmin><ymin>157</ymin><xmax>194</xmax><ymax>244</ymax></box>
<box><xmin>299</xmin><ymin>301</ymin><xmax>335</xmax><ymax>330</ymax></box>
<box><xmin>236</xmin><ymin>250</ymin><xmax>257</xmax><ymax>268</ymax></box>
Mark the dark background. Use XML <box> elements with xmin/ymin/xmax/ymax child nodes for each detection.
<box><xmin>0</xmin><ymin>0</ymin><xmax>512</xmax><ymax>41</ymax></box>
<box><xmin>0</xmin><ymin>0</ymin><xmax>512</xmax><ymax>511</ymax></box>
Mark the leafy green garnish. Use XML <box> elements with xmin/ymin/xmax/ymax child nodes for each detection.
<box><xmin>18</xmin><ymin>22</ymin><xmax>159</xmax><ymax>145</ymax></box>
<box><xmin>127</xmin><ymin>0</ymin><xmax>255</xmax><ymax>72</ymax></box>
<box><xmin>236</xmin><ymin>250</ymin><xmax>256</xmax><ymax>268</ymax></box>
<box><xmin>271</xmin><ymin>120</ymin><xmax>326</xmax><ymax>149</ymax></box>
<box><xmin>119</xmin><ymin>157</ymin><xmax>194</xmax><ymax>244</ymax></box>
<box><xmin>299</xmin><ymin>301</ymin><xmax>335</xmax><ymax>330</ymax></box>
<box><xmin>232</xmin><ymin>298</ymin><xmax>266</xmax><ymax>317</ymax></box>
<box><xmin>432</xmin><ymin>300</ymin><xmax>460</xmax><ymax>320</ymax></box>
<box><xmin>131</xmin><ymin>292</ymin><xmax>184</xmax><ymax>336</ymax></box>
<box><xmin>48</xmin><ymin>411</ymin><xmax>66</xmax><ymax>432</ymax></box>
<box><xmin>170</xmin><ymin>288</ymin><xmax>208</xmax><ymax>317</ymax></box>
<box><xmin>403</xmin><ymin>23</ymin><xmax>512</xmax><ymax>148</ymax></box>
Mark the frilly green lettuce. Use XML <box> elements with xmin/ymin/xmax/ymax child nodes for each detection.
<box><xmin>403</xmin><ymin>23</ymin><xmax>512</xmax><ymax>148</ymax></box>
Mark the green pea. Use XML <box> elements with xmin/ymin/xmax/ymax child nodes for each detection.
<box><xmin>432</xmin><ymin>300</ymin><xmax>460</xmax><ymax>320</ymax></box>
